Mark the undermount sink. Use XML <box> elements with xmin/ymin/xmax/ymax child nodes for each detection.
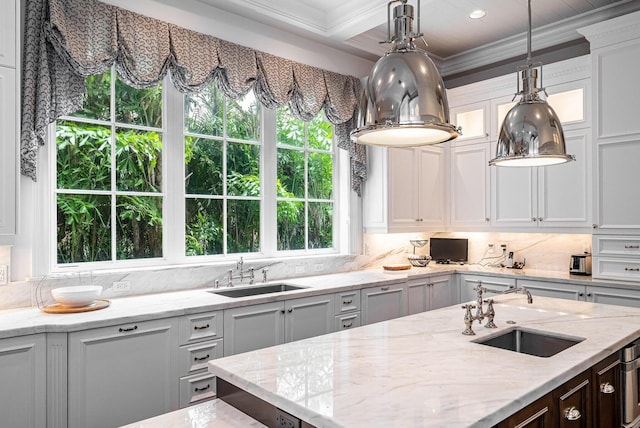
<box><xmin>474</xmin><ymin>327</ymin><xmax>585</xmax><ymax>358</ymax></box>
<box><xmin>208</xmin><ymin>283</ymin><xmax>307</xmax><ymax>298</ymax></box>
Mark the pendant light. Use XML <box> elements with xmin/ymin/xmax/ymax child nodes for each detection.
<box><xmin>489</xmin><ymin>0</ymin><xmax>574</xmax><ymax>167</ymax></box>
<box><xmin>350</xmin><ymin>0</ymin><xmax>459</xmax><ymax>147</ymax></box>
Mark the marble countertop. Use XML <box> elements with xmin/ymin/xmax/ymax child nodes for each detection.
<box><xmin>0</xmin><ymin>265</ymin><xmax>637</xmax><ymax>339</ymax></box>
<box><xmin>208</xmin><ymin>295</ymin><xmax>640</xmax><ymax>427</ymax></box>
<box><xmin>120</xmin><ymin>398</ymin><xmax>266</xmax><ymax>427</ymax></box>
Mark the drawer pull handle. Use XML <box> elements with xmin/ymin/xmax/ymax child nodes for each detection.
<box><xmin>194</xmin><ymin>384</ymin><xmax>210</xmax><ymax>392</ymax></box>
<box><xmin>381</xmin><ymin>286</ymin><xmax>389</xmax><ymax>291</ymax></box>
<box><xmin>118</xmin><ymin>326</ymin><xmax>138</xmax><ymax>333</ymax></box>
<box><xmin>564</xmin><ymin>406</ymin><xmax>581</xmax><ymax>421</ymax></box>
<box><xmin>194</xmin><ymin>324</ymin><xmax>210</xmax><ymax>330</ymax></box>
<box><xmin>600</xmin><ymin>382</ymin><xmax>615</xmax><ymax>394</ymax></box>
<box><xmin>343</xmin><ymin>299</ymin><xmax>353</xmax><ymax>305</ymax></box>
<box><xmin>194</xmin><ymin>354</ymin><xmax>210</xmax><ymax>362</ymax></box>
<box><xmin>625</xmin><ymin>245</ymin><xmax>640</xmax><ymax>249</ymax></box>
<box><xmin>343</xmin><ymin>322</ymin><xmax>353</xmax><ymax>328</ymax></box>
<box><xmin>625</xmin><ymin>268</ymin><xmax>640</xmax><ymax>272</ymax></box>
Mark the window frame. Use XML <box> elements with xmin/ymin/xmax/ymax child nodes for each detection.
<box><xmin>42</xmin><ymin>70</ymin><xmax>346</xmax><ymax>274</ymax></box>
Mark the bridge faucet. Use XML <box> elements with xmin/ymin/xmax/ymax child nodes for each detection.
<box><xmin>461</xmin><ymin>282</ymin><xmax>533</xmax><ymax>335</ymax></box>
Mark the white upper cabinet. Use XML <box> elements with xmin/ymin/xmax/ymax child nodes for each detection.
<box><xmin>450</xmin><ymin>101</ymin><xmax>490</xmax><ymax>145</ymax></box>
<box><xmin>0</xmin><ymin>0</ymin><xmax>16</xmax><ymax>68</ymax></box>
<box><xmin>363</xmin><ymin>145</ymin><xmax>446</xmax><ymax>233</ymax></box>
<box><xmin>580</xmin><ymin>11</ymin><xmax>640</xmax><ymax>232</ymax></box>
<box><xmin>0</xmin><ymin>0</ymin><xmax>17</xmax><ymax>243</ymax></box>
<box><xmin>450</xmin><ymin>143</ymin><xmax>491</xmax><ymax>228</ymax></box>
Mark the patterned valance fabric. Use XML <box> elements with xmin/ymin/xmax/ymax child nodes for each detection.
<box><xmin>22</xmin><ymin>0</ymin><xmax>367</xmax><ymax>194</ymax></box>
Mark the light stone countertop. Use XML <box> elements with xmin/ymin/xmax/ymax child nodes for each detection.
<box><xmin>120</xmin><ymin>398</ymin><xmax>266</xmax><ymax>427</ymax></box>
<box><xmin>0</xmin><ymin>265</ymin><xmax>637</xmax><ymax>339</ymax></box>
<box><xmin>208</xmin><ymin>294</ymin><xmax>640</xmax><ymax>427</ymax></box>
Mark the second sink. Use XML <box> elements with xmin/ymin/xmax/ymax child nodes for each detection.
<box><xmin>474</xmin><ymin>327</ymin><xmax>585</xmax><ymax>358</ymax></box>
<box><xmin>208</xmin><ymin>283</ymin><xmax>307</xmax><ymax>298</ymax></box>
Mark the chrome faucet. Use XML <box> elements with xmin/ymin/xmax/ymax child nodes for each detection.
<box><xmin>226</xmin><ymin>257</ymin><xmax>255</xmax><ymax>287</ymax></box>
<box><xmin>461</xmin><ymin>282</ymin><xmax>533</xmax><ymax>335</ymax></box>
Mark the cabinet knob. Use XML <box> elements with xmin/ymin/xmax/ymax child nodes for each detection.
<box><xmin>587</xmin><ymin>293</ymin><xmax>592</xmax><ymax>298</ymax></box>
<box><xmin>381</xmin><ymin>286</ymin><xmax>389</xmax><ymax>291</ymax></box>
<box><xmin>600</xmin><ymin>382</ymin><xmax>615</xmax><ymax>394</ymax></box>
<box><xmin>564</xmin><ymin>406</ymin><xmax>581</xmax><ymax>421</ymax></box>
<box><xmin>280</xmin><ymin>309</ymin><xmax>285</xmax><ymax>314</ymax></box>
<box><xmin>532</xmin><ymin>217</ymin><xmax>537</xmax><ymax>222</ymax></box>
<box><xmin>538</xmin><ymin>217</ymin><xmax>543</xmax><ymax>222</ymax></box>
<box><xmin>592</xmin><ymin>224</ymin><xmax>598</xmax><ymax>228</ymax></box>
<box><xmin>287</xmin><ymin>308</ymin><xmax>294</xmax><ymax>313</ymax></box>
<box><xmin>579</xmin><ymin>292</ymin><xmax>584</xmax><ymax>297</ymax></box>
<box><xmin>485</xmin><ymin>218</ymin><xmax>490</xmax><ymax>222</ymax></box>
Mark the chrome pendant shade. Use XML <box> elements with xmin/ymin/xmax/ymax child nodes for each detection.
<box><xmin>351</xmin><ymin>1</ymin><xmax>458</xmax><ymax>147</ymax></box>
<box><xmin>489</xmin><ymin>0</ymin><xmax>574</xmax><ymax>167</ymax></box>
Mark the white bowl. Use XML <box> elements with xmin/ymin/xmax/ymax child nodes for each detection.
<box><xmin>51</xmin><ymin>285</ymin><xmax>103</xmax><ymax>307</ymax></box>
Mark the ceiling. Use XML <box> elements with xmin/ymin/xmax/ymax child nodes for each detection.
<box><xmin>193</xmin><ymin>0</ymin><xmax>640</xmax><ymax>76</ymax></box>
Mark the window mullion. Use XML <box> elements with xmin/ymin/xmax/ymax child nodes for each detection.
<box><xmin>110</xmin><ymin>66</ymin><xmax>117</xmax><ymax>262</ymax></box>
<box><xmin>164</xmin><ymin>77</ymin><xmax>184</xmax><ymax>261</ymax></box>
<box><xmin>262</xmin><ymin>107</ymin><xmax>277</xmax><ymax>257</ymax></box>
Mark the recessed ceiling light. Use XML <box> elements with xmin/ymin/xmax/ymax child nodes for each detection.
<box><xmin>469</xmin><ymin>9</ymin><xmax>487</xmax><ymax>19</ymax></box>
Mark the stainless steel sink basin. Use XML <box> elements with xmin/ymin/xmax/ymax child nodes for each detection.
<box><xmin>474</xmin><ymin>327</ymin><xmax>585</xmax><ymax>358</ymax></box>
<box><xmin>208</xmin><ymin>283</ymin><xmax>307</xmax><ymax>298</ymax></box>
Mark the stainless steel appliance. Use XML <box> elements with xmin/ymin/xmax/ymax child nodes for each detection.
<box><xmin>570</xmin><ymin>253</ymin><xmax>592</xmax><ymax>275</ymax></box>
<box><xmin>622</xmin><ymin>340</ymin><xmax>640</xmax><ymax>427</ymax></box>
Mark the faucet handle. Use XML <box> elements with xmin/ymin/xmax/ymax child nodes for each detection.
<box><xmin>484</xmin><ymin>299</ymin><xmax>497</xmax><ymax>329</ymax></box>
<box><xmin>462</xmin><ymin>304</ymin><xmax>476</xmax><ymax>336</ymax></box>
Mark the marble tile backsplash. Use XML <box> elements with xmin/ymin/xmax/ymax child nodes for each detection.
<box><xmin>364</xmin><ymin>232</ymin><xmax>592</xmax><ymax>271</ymax></box>
<box><xmin>0</xmin><ymin>232</ymin><xmax>590</xmax><ymax>310</ymax></box>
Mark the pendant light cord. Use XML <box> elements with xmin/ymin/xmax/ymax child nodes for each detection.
<box><xmin>527</xmin><ymin>0</ymin><xmax>532</xmax><ymax>66</ymax></box>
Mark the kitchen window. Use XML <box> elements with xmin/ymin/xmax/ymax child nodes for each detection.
<box><xmin>53</xmin><ymin>67</ymin><xmax>338</xmax><ymax>269</ymax></box>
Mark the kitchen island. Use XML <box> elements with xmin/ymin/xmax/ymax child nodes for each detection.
<box><xmin>208</xmin><ymin>294</ymin><xmax>640</xmax><ymax>427</ymax></box>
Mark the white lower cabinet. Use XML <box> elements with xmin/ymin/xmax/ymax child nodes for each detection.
<box><xmin>459</xmin><ymin>274</ymin><xmax>516</xmax><ymax>303</ymax></box>
<box><xmin>588</xmin><ymin>284</ymin><xmax>640</xmax><ymax>308</ymax></box>
<box><xmin>333</xmin><ymin>289</ymin><xmax>361</xmax><ymax>331</ymax></box>
<box><xmin>0</xmin><ymin>334</ymin><xmax>46</xmax><ymax>428</ymax></box>
<box><xmin>361</xmin><ymin>282</ymin><xmax>407</xmax><ymax>325</ymax></box>
<box><xmin>68</xmin><ymin>318</ymin><xmax>178</xmax><ymax>428</ymax></box>
<box><xmin>407</xmin><ymin>274</ymin><xmax>453</xmax><ymax>315</ymax></box>
<box><xmin>516</xmin><ymin>279</ymin><xmax>586</xmax><ymax>301</ymax></box>
<box><xmin>223</xmin><ymin>294</ymin><xmax>334</xmax><ymax>356</ymax></box>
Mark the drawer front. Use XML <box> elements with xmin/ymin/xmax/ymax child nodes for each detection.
<box><xmin>593</xmin><ymin>257</ymin><xmax>640</xmax><ymax>281</ymax></box>
<box><xmin>335</xmin><ymin>312</ymin><xmax>361</xmax><ymax>331</ymax></box>
<box><xmin>333</xmin><ymin>290</ymin><xmax>361</xmax><ymax>315</ymax></box>
<box><xmin>179</xmin><ymin>372</ymin><xmax>216</xmax><ymax>408</ymax></box>
<box><xmin>594</xmin><ymin>236</ymin><xmax>640</xmax><ymax>257</ymax></box>
<box><xmin>178</xmin><ymin>338</ymin><xmax>224</xmax><ymax>376</ymax></box>
<box><xmin>179</xmin><ymin>311</ymin><xmax>223</xmax><ymax>345</ymax></box>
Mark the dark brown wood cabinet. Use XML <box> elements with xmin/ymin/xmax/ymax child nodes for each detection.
<box><xmin>495</xmin><ymin>394</ymin><xmax>554</xmax><ymax>428</ymax></box>
<box><xmin>591</xmin><ymin>354</ymin><xmax>621</xmax><ymax>428</ymax></box>
<box><xmin>494</xmin><ymin>353</ymin><xmax>621</xmax><ymax>428</ymax></box>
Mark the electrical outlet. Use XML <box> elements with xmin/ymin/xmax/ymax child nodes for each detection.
<box><xmin>314</xmin><ymin>263</ymin><xmax>324</xmax><ymax>272</ymax></box>
<box><xmin>0</xmin><ymin>265</ymin><xmax>8</xmax><ymax>285</ymax></box>
<box><xmin>487</xmin><ymin>243</ymin><xmax>494</xmax><ymax>254</ymax></box>
<box><xmin>295</xmin><ymin>265</ymin><xmax>305</xmax><ymax>274</ymax></box>
<box><xmin>112</xmin><ymin>281</ymin><xmax>131</xmax><ymax>292</ymax></box>
<box><xmin>276</xmin><ymin>408</ymin><xmax>301</xmax><ymax>428</ymax></box>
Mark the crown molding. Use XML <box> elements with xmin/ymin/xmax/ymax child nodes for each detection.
<box><xmin>578</xmin><ymin>10</ymin><xmax>640</xmax><ymax>49</ymax></box>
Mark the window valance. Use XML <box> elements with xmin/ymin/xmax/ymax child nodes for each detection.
<box><xmin>22</xmin><ymin>0</ymin><xmax>367</xmax><ymax>193</ymax></box>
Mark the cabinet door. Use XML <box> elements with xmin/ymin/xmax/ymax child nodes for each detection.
<box><xmin>596</xmin><ymin>140</ymin><xmax>640</xmax><ymax>230</ymax></box>
<box><xmin>417</xmin><ymin>145</ymin><xmax>446</xmax><ymax>228</ymax></box>
<box><xmin>491</xmin><ymin>162</ymin><xmax>537</xmax><ymax>228</ymax></box>
<box><xmin>0</xmin><ymin>334</ymin><xmax>46</xmax><ymax>428</ymax></box>
<box><xmin>450</xmin><ymin>101</ymin><xmax>489</xmax><ymax>144</ymax></box>
<box><xmin>450</xmin><ymin>144</ymin><xmax>491</xmax><ymax>227</ymax></box>
<box><xmin>223</xmin><ymin>301</ymin><xmax>284</xmax><ymax>356</ymax></box>
<box><xmin>285</xmin><ymin>294</ymin><xmax>334</xmax><ymax>343</ymax></box>
<box><xmin>587</xmin><ymin>284</ymin><xmax>640</xmax><ymax>308</ymax></box>
<box><xmin>592</xmin><ymin>354</ymin><xmax>621</xmax><ymax>428</ymax></box>
<box><xmin>555</xmin><ymin>370</ymin><xmax>592</xmax><ymax>428</ymax></box>
<box><xmin>407</xmin><ymin>278</ymin><xmax>428</xmax><ymax>315</ymax></box>
<box><xmin>428</xmin><ymin>275</ymin><xmax>453</xmax><ymax>310</ymax></box>
<box><xmin>0</xmin><ymin>0</ymin><xmax>16</xmax><ymax>67</ymax></box>
<box><xmin>538</xmin><ymin>129</ymin><xmax>591</xmax><ymax>228</ymax></box>
<box><xmin>68</xmin><ymin>319</ymin><xmax>177</xmax><ymax>428</ymax></box>
<box><xmin>361</xmin><ymin>283</ymin><xmax>407</xmax><ymax>325</ymax></box>
<box><xmin>516</xmin><ymin>279</ymin><xmax>585</xmax><ymax>301</ymax></box>
<box><xmin>494</xmin><ymin>394</ymin><xmax>553</xmax><ymax>428</ymax></box>
<box><xmin>0</xmin><ymin>67</ymin><xmax>16</xmax><ymax>238</ymax></box>
<box><xmin>388</xmin><ymin>147</ymin><xmax>419</xmax><ymax>229</ymax></box>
